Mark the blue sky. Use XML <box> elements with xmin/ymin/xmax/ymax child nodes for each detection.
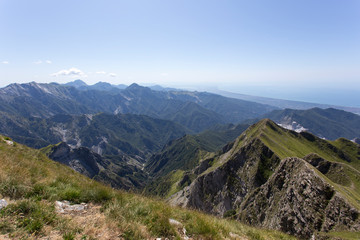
<box><xmin>0</xmin><ymin>0</ymin><xmax>359</xmax><ymax>106</ymax></box>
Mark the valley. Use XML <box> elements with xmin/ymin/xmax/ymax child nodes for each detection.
<box><xmin>0</xmin><ymin>80</ymin><xmax>359</xmax><ymax>239</ymax></box>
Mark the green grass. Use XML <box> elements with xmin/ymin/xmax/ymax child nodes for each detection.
<box><xmin>317</xmin><ymin>231</ymin><xmax>360</xmax><ymax>240</ymax></box>
<box><xmin>195</xmin><ymin>119</ymin><xmax>360</xmax><ymax>212</ymax></box>
<box><xmin>0</xmin><ymin>135</ymin><xmax>295</xmax><ymax>239</ymax></box>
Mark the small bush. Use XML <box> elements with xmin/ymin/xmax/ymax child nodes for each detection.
<box><xmin>0</xmin><ymin>177</ymin><xmax>30</xmax><ymax>199</ymax></box>
<box><xmin>82</xmin><ymin>186</ymin><xmax>113</xmax><ymax>203</ymax></box>
<box><xmin>223</xmin><ymin>209</ymin><xmax>237</xmax><ymax>219</ymax></box>
<box><xmin>1</xmin><ymin>199</ymin><xmax>56</xmax><ymax>235</ymax></box>
<box><xmin>63</xmin><ymin>232</ymin><xmax>76</xmax><ymax>240</ymax></box>
<box><xmin>0</xmin><ymin>219</ymin><xmax>13</xmax><ymax>234</ymax></box>
<box><xmin>61</xmin><ymin>187</ymin><xmax>81</xmax><ymax>202</ymax></box>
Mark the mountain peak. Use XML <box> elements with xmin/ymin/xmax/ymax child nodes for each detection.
<box><xmin>257</xmin><ymin>118</ymin><xmax>277</xmax><ymax>127</ymax></box>
<box><xmin>126</xmin><ymin>83</ymin><xmax>151</xmax><ymax>92</ymax></box>
<box><xmin>127</xmin><ymin>83</ymin><xmax>141</xmax><ymax>89</ymax></box>
<box><xmin>93</xmin><ymin>81</ymin><xmax>111</xmax><ymax>87</ymax></box>
<box><xmin>65</xmin><ymin>79</ymin><xmax>87</xmax><ymax>88</ymax></box>
<box><xmin>242</xmin><ymin>118</ymin><xmax>281</xmax><ymax>139</ymax></box>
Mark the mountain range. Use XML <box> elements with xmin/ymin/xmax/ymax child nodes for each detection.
<box><xmin>0</xmin><ymin>81</ymin><xmax>276</xmax><ymax>132</ymax></box>
<box><xmin>0</xmin><ymin>80</ymin><xmax>360</xmax><ymax>239</ymax></box>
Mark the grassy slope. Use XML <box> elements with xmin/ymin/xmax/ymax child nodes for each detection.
<box><xmin>0</xmin><ymin>136</ymin><xmax>294</xmax><ymax>240</ymax></box>
<box><xmin>191</xmin><ymin>119</ymin><xmax>360</xmax><ymax>239</ymax></box>
<box><xmin>252</xmin><ymin>120</ymin><xmax>360</xmax><ymax>208</ymax></box>
<box><xmin>144</xmin><ymin>123</ymin><xmax>249</xmax><ymax>197</ymax></box>
<box><xmin>206</xmin><ymin>119</ymin><xmax>360</xmax><ymax>210</ymax></box>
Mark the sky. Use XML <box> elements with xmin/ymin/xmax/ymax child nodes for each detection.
<box><xmin>0</xmin><ymin>0</ymin><xmax>359</xmax><ymax>106</ymax></box>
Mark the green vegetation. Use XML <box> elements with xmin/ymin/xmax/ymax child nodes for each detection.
<box><xmin>144</xmin><ymin>123</ymin><xmax>249</xmax><ymax>197</ymax></box>
<box><xmin>203</xmin><ymin>119</ymin><xmax>360</xmax><ymax>210</ymax></box>
<box><xmin>317</xmin><ymin>231</ymin><xmax>360</xmax><ymax>240</ymax></box>
<box><xmin>0</xmin><ymin>136</ymin><xmax>294</xmax><ymax>239</ymax></box>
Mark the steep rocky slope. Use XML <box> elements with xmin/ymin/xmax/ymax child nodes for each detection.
<box><xmin>144</xmin><ymin>123</ymin><xmax>249</xmax><ymax>197</ymax></box>
<box><xmin>42</xmin><ymin>142</ymin><xmax>147</xmax><ymax>190</ymax></box>
<box><xmin>238</xmin><ymin>157</ymin><xmax>360</xmax><ymax>239</ymax></box>
<box><xmin>0</xmin><ymin>113</ymin><xmax>187</xmax><ymax>161</ymax></box>
<box><xmin>169</xmin><ymin>119</ymin><xmax>360</xmax><ymax>239</ymax></box>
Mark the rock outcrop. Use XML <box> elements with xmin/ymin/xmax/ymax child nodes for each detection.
<box><xmin>169</xmin><ymin>138</ymin><xmax>280</xmax><ymax>216</ymax></box>
<box><xmin>45</xmin><ymin>142</ymin><xmax>147</xmax><ymax>190</ymax></box>
<box><xmin>168</xmin><ymin>119</ymin><xmax>360</xmax><ymax>239</ymax></box>
<box><xmin>237</xmin><ymin>157</ymin><xmax>360</xmax><ymax>239</ymax></box>
<box><xmin>47</xmin><ymin>142</ymin><xmax>102</xmax><ymax>178</ymax></box>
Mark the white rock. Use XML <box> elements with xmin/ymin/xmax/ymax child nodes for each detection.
<box><xmin>55</xmin><ymin>200</ymin><xmax>88</xmax><ymax>213</ymax></box>
<box><xmin>4</xmin><ymin>140</ymin><xmax>13</xmax><ymax>145</ymax></box>
<box><xmin>0</xmin><ymin>199</ymin><xmax>8</xmax><ymax>209</ymax></box>
<box><xmin>169</xmin><ymin>218</ymin><xmax>183</xmax><ymax>226</ymax></box>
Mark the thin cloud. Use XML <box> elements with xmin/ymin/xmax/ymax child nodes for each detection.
<box><xmin>2</xmin><ymin>61</ymin><xmax>9</xmax><ymax>64</ymax></box>
<box><xmin>109</xmin><ymin>73</ymin><xmax>117</xmax><ymax>77</ymax></box>
<box><xmin>34</xmin><ymin>60</ymin><xmax>52</xmax><ymax>64</ymax></box>
<box><xmin>96</xmin><ymin>71</ymin><xmax>107</xmax><ymax>74</ymax></box>
<box><xmin>51</xmin><ymin>67</ymin><xmax>86</xmax><ymax>77</ymax></box>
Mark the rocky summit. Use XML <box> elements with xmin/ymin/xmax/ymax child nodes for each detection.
<box><xmin>168</xmin><ymin>119</ymin><xmax>360</xmax><ymax>239</ymax></box>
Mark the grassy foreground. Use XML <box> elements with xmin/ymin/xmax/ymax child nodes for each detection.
<box><xmin>0</xmin><ymin>136</ymin><xmax>294</xmax><ymax>240</ymax></box>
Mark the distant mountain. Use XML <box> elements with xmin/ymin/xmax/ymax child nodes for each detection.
<box><xmin>64</xmin><ymin>79</ymin><xmax>88</xmax><ymax>88</ymax></box>
<box><xmin>166</xmin><ymin>90</ymin><xmax>277</xmax><ymax>124</ymax></box>
<box><xmin>41</xmin><ymin>142</ymin><xmax>147</xmax><ymax>190</ymax></box>
<box><xmin>148</xmin><ymin>85</ymin><xmax>180</xmax><ymax>91</ymax></box>
<box><xmin>65</xmin><ymin>80</ymin><xmax>127</xmax><ymax>91</ymax></box>
<box><xmin>168</xmin><ymin>119</ymin><xmax>360</xmax><ymax>239</ymax></box>
<box><xmin>0</xmin><ymin>112</ymin><xmax>188</xmax><ymax>162</ymax></box>
<box><xmin>262</xmin><ymin>107</ymin><xmax>360</xmax><ymax>140</ymax></box>
<box><xmin>0</xmin><ymin>82</ymin><xmax>275</xmax><ymax>132</ymax></box>
<box><xmin>214</xmin><ymin>89</ymin><xmax>360</xmax><ymax>115</ymax></box>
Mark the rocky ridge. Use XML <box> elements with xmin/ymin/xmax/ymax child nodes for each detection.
<box><xmin>168</xmin><ymin>119</ymin><xmax>360</xmax><ymax>239</ymax></box>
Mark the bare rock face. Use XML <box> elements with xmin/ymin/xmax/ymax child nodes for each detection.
<box><xmin>237</xmin><ymin>158</ymin><xmax>360</xmax><ymax>239</ymax></box>
<box><xmin>169</xmin><ymin>138</ymin><xmax>280</xmax><ymax>216</ymax></box>
<box><xmin>169</xmin><ymin>120</ymin><xmax>360</xmax><ymax>239</ymax></box>
<box><xmin>48</xmin><ymin>142</ymin><xmax>102</xmax><ymax>178</ymax></box>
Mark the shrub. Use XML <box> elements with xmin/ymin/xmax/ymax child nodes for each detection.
<box><xmin>1</xmin><ymin>199</ymin><xmax>56</xmax><ymax>235</ymax></box>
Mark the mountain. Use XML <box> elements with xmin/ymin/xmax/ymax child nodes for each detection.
<box><xmin>214</xmin><ymin>89</ymin><xmax>360</xmax><ymax>115</ymax></box>
<box><xmin>149</xmin><ymin>85</ymin><xmax>180</xmax><ymax>91</ymax></box>
<box><xmin>0</xmin><ymin>136</ymin><xmax>293</xmax><ymax>239</ymax></box>
<box><xmin>0</xmin><ymin>81</ymin><xmax>273</xmax><ymax>132</ymax></box>
<box><xmin>168</xmin><ymin>119</ymin><xmax>360</xmax><ymax>239</ymax></box>
<box><xmin>65</xmin><ymin>80</ymin><xmax>127</xmax><ymax>91</ymax></box>
<box><xmin>41</xmin><ymin>142</ymin><xmax>147</xmax><ymax>190</ymax></box>
<box><xmin>0</xmin><ymin>112</ymin><xmax>187</xmax><ymax>161</ymax></box>
<box><xmin>0</xmin><ymin>112</ymin><xmax>187</xmax><ymax>190</ymax></box>
<box><xmin>263</xmin><ymin>107</ymin><xmax>360</xmax><ymax>140</ymax></box>
<box><xmin>64</xmin><ymin>79</ymin><xmax>88</xmax><ymax>88</ymax></box>
<box><xmin>144</xmin><ymin>123</ymin><xmax>249</xmax><ymax>197</ymax></box>
<box><xmin>166</xmin><ymin>90</ymin><xmax>277</xmax><ymax>124</ymax></box>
